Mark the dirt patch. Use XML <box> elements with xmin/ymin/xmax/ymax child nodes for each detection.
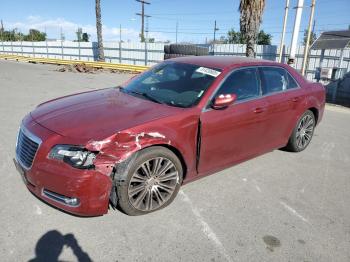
<box><xmin>56</xmin><ymin>63</ymin><xmax>99</xmax><ymax>73</ymax></box>
<box><xmin>56</xmin><ymin>63</ymin><xmax>140</xmax><ymax>75</ymax></box>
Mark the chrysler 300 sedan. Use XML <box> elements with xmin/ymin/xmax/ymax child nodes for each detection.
<box><xmin>14</xmin><ymin>56</ymin><xmax>325</xmax><ymax>216</ymax></box>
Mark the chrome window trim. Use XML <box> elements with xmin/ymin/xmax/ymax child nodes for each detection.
<box><xmin>202</xmin><ymin>65</ymin><xmax>301</xmax><ymax>113</ymax></box>
<box><xmin>15</xmin><ymin>124</ymin><xmax>42</xmax><ymax>170</ymax></box>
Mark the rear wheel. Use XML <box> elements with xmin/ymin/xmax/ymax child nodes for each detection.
<box><xmin>286</xmin><ymin>110</ymin><xmax>315</xmax><ymax>152</ymax></box>
<box><xmin>115</xmin><ymin>147</ymin><xmax>183</xmax><ymax>216</ymax></box>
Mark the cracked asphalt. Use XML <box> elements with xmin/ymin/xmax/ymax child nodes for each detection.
<box><xmin>0</xmin><ymin>60</ymin><xmax>349</xmax><ymax>262</ymax></box>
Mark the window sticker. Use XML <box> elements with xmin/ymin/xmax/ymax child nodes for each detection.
<box><xmin>195</xmin><ymin>67</ymin><xmax>221</xmax><ymax>77</ymax></box>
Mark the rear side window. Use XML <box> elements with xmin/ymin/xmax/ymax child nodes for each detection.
<box><xmin>260</xmin><ymin>67</ymin><xmax>298</xmax><ymax>95</ymax></box>
<box><xmin>286</xmin><ymin>72</ymin><xmax>298</xmax><ymax>89</ymax></box>
<box><xmin>217</xmin><ymin>68</ymin><xmax>260</xmax><ymax>101</ymax></box>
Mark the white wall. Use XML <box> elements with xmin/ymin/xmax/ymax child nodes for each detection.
<box><xmin>1</xmin><ymin>41</ymin><xmax>349</xmax><ymax>80</ymax></box>
<box><xmin>0</xmin><ymin>41</ymin><xmax>165</xmax><ymax>66</ymax></box>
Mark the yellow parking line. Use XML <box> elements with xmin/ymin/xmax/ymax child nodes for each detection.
<box><xmin>0</xmin><ymin>54</ymin><xmax>149</xmax><ymax>73</ymax></box>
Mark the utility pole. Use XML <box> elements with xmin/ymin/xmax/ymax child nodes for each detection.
<box><xmin>0</xmin><ymin>20</ymin><xmax>4</xmax><ymax>50</ymax></box>
<box><xmin>1</xmin><ymin>20</ymin><xmax>4</xmax><ymax>54</ymax></box>
<box><xmin>136</xmin><ymin>0</ymin><xmax>150</xmax><ymax>42</ymax></box>
<box><xmin>44</xmin><ymin>26</ymin><xmax>48</xmax><ymax>58</ymax></box>
<box><xmin>213</xmin><ymin>20</ymin><xmax>219</xmax><ymax>55</ymax></box>
<box><xmin>175</xmin><ymin>21</ymin><xmax>178</xmax><ymax>43</ymax></box>
<box><xmin>301</xmin><ymin>0</ymin><xmax>316</xmax><ymax>75</ymax></box>
<box><xmin>119</xmin><ymin>24</ymin><xmax>122</xmax><ymax>42</ymax></box>
<box><xmin>288</xmin><ymin>0</ymin><xmax>304</xmax><ymax>66</ymax></box>
<box><xmin>60</xmin><ymin>27</ymin><xmax>64</xmax><ymax>59</ymax></box>
<box><xmin>145</xmin><ymin>16</ymin><xmax>149</xmax><ymax>65</ymax></box>
<box><xmin>278</xmin><ymin>0</ymin><xmax>290</xmax><ymax>63</ymax></box>
<box><xmin>119</xmin><ymin>24</ymin><xmax>122</xmax><ymax>63</ymax></box>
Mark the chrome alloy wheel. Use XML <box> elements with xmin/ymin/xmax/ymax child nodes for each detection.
<box><xmin>296</xmin><ymin>114</ymin><xmax>314</xmax><ymax>149</ymax></box>
<box><xmin>128</xmin><ymin>157</ymin><xmax>179</xmax><ymax>212</ymax></box>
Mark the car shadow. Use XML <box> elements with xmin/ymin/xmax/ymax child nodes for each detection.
<box><xmin>29</xmin><ymin>230</ymin><xmax>92</xmax><ymax>262</ymax></box>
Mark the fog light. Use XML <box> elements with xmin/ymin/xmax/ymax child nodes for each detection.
<box><xmin>43</xmin><ymin>189</ymin><xmax>80</xmax><ymax>207</ymax></box>
<box><xmin>65</xmin><ymin>197</ymin><xmax>80</xmax><ymax>206</ymax></box>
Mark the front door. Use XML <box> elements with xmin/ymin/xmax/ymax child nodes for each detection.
<box><xmin>198</xmin><ymin>67</ymin><xmax>269</xmax><ymax>174</ymax></box>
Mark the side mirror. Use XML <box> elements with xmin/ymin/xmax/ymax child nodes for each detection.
<box><xmin>211</xmin><ymin>94</ymin><xmax>237</xmax><ymax>110</ymax></box>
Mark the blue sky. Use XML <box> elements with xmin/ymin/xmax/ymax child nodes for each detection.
<box><xmin>1</xmin><ymin>0</ymin><xmax>349</xmax><ymax>44</ymax></box>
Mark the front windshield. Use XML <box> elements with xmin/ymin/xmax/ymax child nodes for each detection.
<box><xmin>121</xmin><ymin>61</ymin><xmax>222</xmax><ymax>108</ymax></box>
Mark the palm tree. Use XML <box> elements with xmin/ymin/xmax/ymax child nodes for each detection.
<box><xmin>95</xmin><ymin>0</ymin><xmax>105</xmax><ymax>61</ymax></box>
<box><xmin>239</xmin><ymin>0</ymin><xmax>265</xmax><ymax>57</ymax></box>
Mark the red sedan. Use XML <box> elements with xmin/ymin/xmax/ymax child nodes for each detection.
<box><xmin>14</xmin><ymin>56</ymin><xmax>325</xmax><ymax>216</ymax></box>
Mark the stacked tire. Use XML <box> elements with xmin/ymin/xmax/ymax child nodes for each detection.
<box><xmin>164</xmin><ymin>44</ymin><xmax>209</xmax><ymax>60</ymax></box>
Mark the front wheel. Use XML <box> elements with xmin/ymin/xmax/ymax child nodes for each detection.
<box><xmin>286</xmin><ymin>110</ymin><xmax>316</xmax><ymax>152</ymax></box>
<box><xmin>115</xmin><ymin>146</ymin><xmax>183</xmax><ymax>216</ymax></box>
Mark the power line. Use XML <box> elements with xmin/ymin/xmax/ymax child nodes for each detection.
<box><xmin>149</xmin><ymin>11</ymin><xmax>234</xmax><ymax>16</ymax></box>
<box><xmin>148</xmin><ymin>28</ymin><xmax>341</xmax><ymax>36</ymax></box>
<box><xmin>149</xmin><ymin>23</ymin><xmax>348</xmax><ymax>34</ymax></box>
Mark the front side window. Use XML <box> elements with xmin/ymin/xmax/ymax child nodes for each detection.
<box><xmin>216</xmin><ymin>68</ymin><xmax>260</xmax><ymax>101</ymax></box>
<box><xmin>260</xmin><ymin>67</ymin><xmax>299</xmax><ymax>95</ymax></box>
<box><xmin>122</xmin><ymin>62</ymin><xmax>221</xmax><ymax>108</ymax></box>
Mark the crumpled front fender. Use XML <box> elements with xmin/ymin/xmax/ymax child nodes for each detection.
<box><xmin>86</xmin><ymin>131</ymin><xmax>172</xmax><ymax>176</ymax></box>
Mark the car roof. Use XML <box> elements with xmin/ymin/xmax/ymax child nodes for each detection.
<box><xmin>170</xmin><ymin>56</ymin><xmax>278</xmax><ymax>70</ymax></box>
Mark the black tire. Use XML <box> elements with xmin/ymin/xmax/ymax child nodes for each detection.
<box><xmin>164</xmin><ymin>53</ymin><xmax>172</xmax><ymax>60</ymax></box>
<box><xmin>164</xmin><ymin>53</ymin><xmax>188</xmax><ymax>60</ymax></box>
<box><xmin>196</xmin><ymin>46</ymin><xmax>209</xmax><ymax>56</ymax></box>
<box><xmin>285</xmin><ymin>110</ymin><xmax>316</xmax><ymax>152</ymax></box>
<box><xmin>164</xmin><ymin>44</ymin><xmax>170</xmax><ymax>54</ymax></box>
<box><xmin>170</xmin><ymin>44</ymin><xmax>197</xmax><ymax>55</ymax></box>
<box><xmin>114</xmin><ymin>146</ymin><xmax>183</xmax><ymax>216</ymax></box>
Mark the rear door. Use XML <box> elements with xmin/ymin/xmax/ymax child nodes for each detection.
<box><xmin>199</xmin><ymin>67</ymin><xmax>269</xmax><ymax>174</ymax></box>
<box><xmin>259</xmin><ymin>66</ymin><xmax>303</xmax><ymax>148</ymax></box>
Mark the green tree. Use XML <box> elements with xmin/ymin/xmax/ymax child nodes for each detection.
<box><xmin>76</xmin><ymin>28</ymin><xmax>83</xmax><ymax>42</ymax></box>
<box><xmin>23</xmin><ymin>29</ymin><xmax>46</xmax><ymax>41</ymax></box>
<box><xmin>75</xmin><ymin>28</ymin><xmax>89</xmax><ymax>42</ymax></box>
<box><xmin>219</xmin><ymin>35</ymin><xmax>228</xmax><ymax>44</ymax></box>
<box><xmin>302</xmin><ymin>29</ymin><xmax>316</xmax><ymax>46</ymax></box>
<box><xmin>0</xmin><ymin>28</ymin><xmax>45</xmax><ymax>41</ymax></box>
<box><xmin>82</xmin><ymin>33</ymin><xmax>89</xmax><ymax>42</ymax></box>
<box><xmin>239</xmin><ymin>0</ymin><xmax>266</xmax><ymax>57</ymax></box>
<box><xmin>226</xmin><ymin>28</ymin><xmax>271</xmax><ymax>45</ymax></box>
<box><xmin>257</xmin><ymin>30</ymin><xmax>271</xmax><ymax>45</ymax></box>
<box><xmin>227</xmin><ymin>29</ymin><xmax>244</xmax><ymax>44</ymax></box>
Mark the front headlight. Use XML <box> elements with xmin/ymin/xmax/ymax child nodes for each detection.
<box><xmin>49</xmin><ymin>145</ymin><xmax>96</xmax><ymax>169</ymax></box>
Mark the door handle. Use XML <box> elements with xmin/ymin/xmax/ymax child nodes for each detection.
<box><xmin>291</xmin><ymin>97</ymin><xmax>300</xmax><ymax>102</ymax></box>
<box><xmin>253</xmin><ymin>107</ymin><xmax>265</xmax><ymax>114</ymax></box>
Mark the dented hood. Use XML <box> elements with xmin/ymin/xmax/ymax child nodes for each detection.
<box><xmin>30</xmin><ymin>88</ymin><xmax>182</xmax><ymax>141</ymax></box>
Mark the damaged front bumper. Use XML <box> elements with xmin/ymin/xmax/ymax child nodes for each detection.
<box><xmin>15</xmin><ymin>116</ymin><xmax>113</xmax><ymax>216</ymax></box>
<box><xmin>14</xmin><ymin>156</ymin><xmax>112</xmax><ymax>216</ymax></box>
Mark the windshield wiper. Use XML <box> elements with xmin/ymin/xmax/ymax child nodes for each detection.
<box><xmin>124</xmin><ymin>89</ymin><xmax>163</xmax><ymax>104</ymax></box>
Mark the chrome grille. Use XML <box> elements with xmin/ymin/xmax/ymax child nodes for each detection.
<box><xmin>16</xmin><ymin>127</ymin><xmax>41</xmax><ymax>169</ymax></box>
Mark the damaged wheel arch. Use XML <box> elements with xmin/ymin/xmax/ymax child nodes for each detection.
<box><xmin>110</xmin><ymin>145</ymin><xmax>184</xmax><ymax>215</ymax></box>
<box><xmin>111</xmin><ymin>144</ymin><xmax>187</xmax><ymax>185</ymax></box>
